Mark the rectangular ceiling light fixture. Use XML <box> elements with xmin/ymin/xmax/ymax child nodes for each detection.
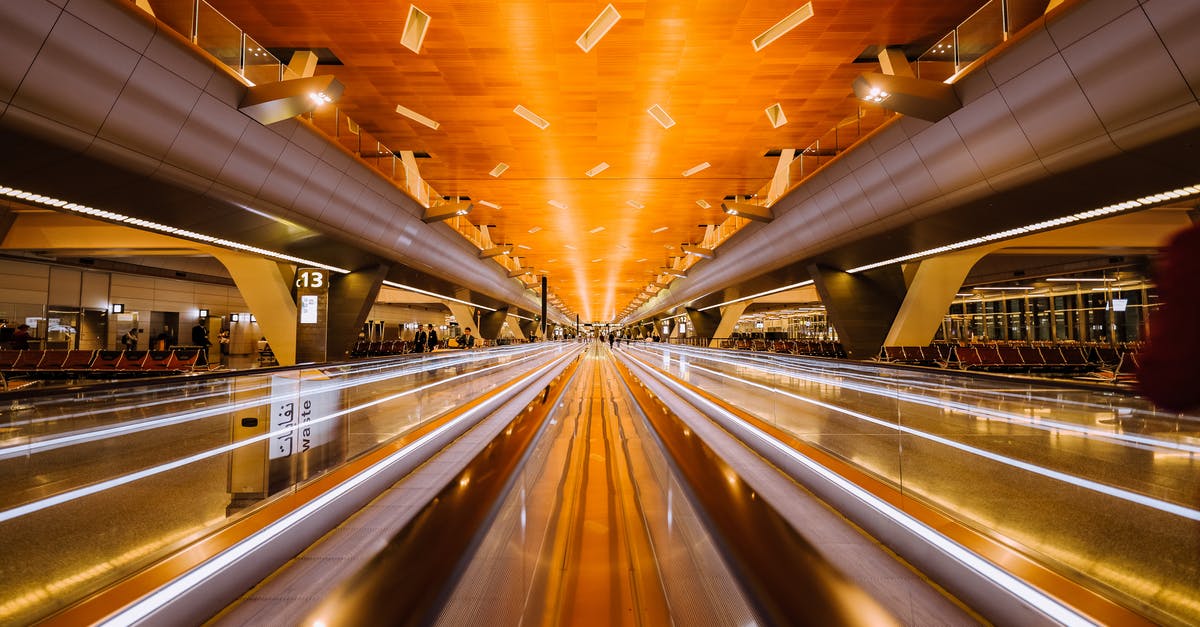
<box><xmin>589</xmin><ymin>226</ymin><xmax>605</xmax><ymax>234</ymax></box>
<box><xmin>586</xmin><ymin>162</ymin><xmax>610</xmax><ymax>177</ymax></box>
<box><xmin>514</xmin><ymin>105</ymin><xmax>550</xmax><ymax>129</ymax></box>
<box><xmin>682</xmin><ymin>162</ymin><xmax>710</xmax><ymax>177</ymax></box>
<box><xmin>636</xmin><ymin>258</ymin><xmax>648</xmax><ymax>263</ymax></box>
<box><xmin>647</xmin><ymin>104</ymin><xmax>676</xmax><ymax>129</ymax></box>
<box><xmin>564</xmin><ymin>244</ymin><xmax>577</xmax><ymax>250</ymax></box>
<box><xmin>577</xmin><ymin>4</ymin><xmax>621</xmax><ymax>52</ymax></box>
<box><xmin>765</xmin><ymin>103</ymin><xmax>788</xmax><ymax>128</ymax></box>
<box><xmin>401</xmin><ymin>5</ymin><xmax>432</xmax><ymax>54</ymax></box>
<box><xmin>696</xmin><ymin>199</ymin><xmax>711</xmax><ymax>208</ymax></box>
<box><xmin>626</xmin><ymin>200</ymin><xmax>644</xmax><ymax>209</ymax></box>
<box><xmin>548</xmin><ymin>200</ymin><xmax>568</xmax><ymax>209</ymax></box>
<box><xmin>489</xmin><ymin>163</ymin><xmax>510</xmax><ymax>177</ymax></box>
<box><xmin>752</xmin><ymin>2</ymin><xmax>814</xmax><ymax>52</ymax></box>
<box><xmin>651</xmin><ymin>226</ymin><xmax>668</xmax><ymax>233</ymax></box>
<box><xmin>528</xmin><ymin>226</ymin><xmax>542</xmax><ymax>233</ymax></box>
<box><xmin>478</xmin><ymin>200</ymin><xmax>501</xmax><ymax>209</ymax></box>
<box><xmin>517</xmin><ymin>244</ymin><xmax>532</xmax><ymax>250</ymax></box>
<box><xmin>395</xmin><ymin>104</ymin><xmax>440</xmax><ymax>129</ymax></box>
<box><xmin>592</xmin><ymin>258</ymin><xmax>604</xmax><ymax>263</ymax></box>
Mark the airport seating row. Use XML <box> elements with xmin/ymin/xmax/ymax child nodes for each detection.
<box><xmin>719</xmin><ymin>338</ymin><xmax>847</xmax><ymax>358</ymax></box>
<box><xmin>349</xmin><ymin>340</ymin><xmax>417</xmax><ymax>357</ymax></box>
<box><xmin>879</xmin><ymin>342</ymin><xmax>1141</xmax><ymax>380</ymax></box>
<box><xmin>0</xmin><ymin>348</ymin><xmax>206</xmax><ymax>378</ymax></box>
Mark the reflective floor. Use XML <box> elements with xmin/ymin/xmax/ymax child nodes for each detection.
<box><xmin>623</xmin><ymin>343</ymin><xmax>1200</xmax><ymax>625</ymax></box>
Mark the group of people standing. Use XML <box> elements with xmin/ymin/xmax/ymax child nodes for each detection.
<box><xmin>411</xmin><ymin>323</ymin><xmax>439</xmax><ymax>353</ymax></box>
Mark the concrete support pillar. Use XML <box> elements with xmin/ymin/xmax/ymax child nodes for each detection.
<box><xmin>505</xmin><ymin>314</ymin><xmax>527</xmax><ymax>340</ymax></box>
<box><xmin>685</xmin><ymin>307</ymin><xmax>721</xmax><ymax>341</ymax></box>
<box><xmin>885</xmin><ymin>251</ymin><xmax>988</xmax><ymax>346</ymax></box>
<box><xmin>808</xmin><ymin>263</ymin><xmax>907</xmax><ymax>360</ymax></box>
<box><xmin>478</xmin><ymin>307</ymin><xmax>509</xmax><ymax>340</ymax></box>
<box><xmin>212</xmin><ymin>251</ymin><xmax>298</xmax><ymax>366</ymax></box>
<box><xmin>328</xmin><ymin>264</ymin><xmax>389</xmax><ymax>358</ymax></box>
<box><xmin>708</xmin><ymin>301</ymin><xmax>751</xmax><ymax>348</ymax></box>
<box><xmin>444</xmin><ymin>302</ymin><xmax>478</xmax><ymax>335</ymax></box>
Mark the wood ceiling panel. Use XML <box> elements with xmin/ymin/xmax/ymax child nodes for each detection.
<box><xmin>208</xmin><ymin>0</ymin><xmax>982</xmax><ymax>320</ymax></box>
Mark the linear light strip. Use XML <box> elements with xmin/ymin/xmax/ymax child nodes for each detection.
<box><xmin>647</xmin><ymin>104</ymin><xmax>676</xmax><ymax>129</ymax></box>
<box><xmin>672</xmin><ymin>357</ymin><xmax>1200</xmax><ymax>521</ymax></box>
<box><xmin>513</xmin><ymin>105</ymin><xmax>550</xmax><ymax>129</ymax></box>
<box><xmin>100</xmin><ymin>350</ymin><xmax>575</xmax><ymax>626</ymax></box>
<box><xmin>576</xmin><ymin>3</ymin><xmax>621</xmax><ymax>52</ymax></box>
<box><xmin>621</xmin><ymin>351</ymin><xmax>1091</xmax><ymax>627</ymax></box>
<box><xmin>846</xmin><ymin>184</ymin><xmax>1200</xmax><ymax>274</ymax></box>
<box><xmin>682</xmin><ymin>162</ymin><xmax>710</xmax><ymax>177</ymax></box>
<box><xmin>697</xmin><ymin>280</ymin><xmax>814</xmax><ymax>311</ymax></box>
<box><xmin>0</xmin><ymin>349</ymin><xmax>552</xmax><ymax>525</ymax></box>
<box><xmin>586</xmin><ymin>162</ymin><xmax>609</xmax><ymax>177</ymax></box>
<box><xmin>0</xmin><ymin>186</ymin><xmax>351</xmax><ymax>274</ymax></box>
<box><xmin>381</xmin><ymin>280</ymin><xmax>498</xmax><ymax>311</ymax></box>
<box><xmin>751</xmin><ymin>3</ymin><xmax>815</xmax><ymax>52</ymax></box>
<box><xmin>394</xmin><ymin>104</ymin><xmax>440</xmax><ymax>130</ymax></box>
<box><xmin>489</xmin><ymin>163</ymin><xmax>510</xmax><ymax>177</ymax></box>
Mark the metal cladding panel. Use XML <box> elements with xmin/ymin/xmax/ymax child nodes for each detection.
<box><xmin>853</xmin><ymin>160</ymin><xmax>906</xmax><ymax>216</ymax></box>
<box><xmin>201</xmin><ymin>65</ymin><xmax>245</xmax><ymax>108</ymax></box>
<box><xmin>840</xmin><ymin>139</ymin><xmax>877</xmax><ymax>171</ymax></box>
<box><xmin>864</xmin><ymin>119</ymin><xmax>911</xmax><ymax>155</ymax></box>
<box><xmin>164</xmin><ymin>92</ymin><xmax>250</xmax><ymax>180</ymax></box>
<box><xmin>100</xmin><ymin>58</ymin><xmax>203</xmax><ymax>161</ymax></box>
<box><xmin>85</xmin><ymin>135</ymin><xmax>159</xmax><ymax>178</ymax></box>
<box><xmin>907</xmin><ymin>122</ymin><xmax>984</xmax><ymax>195</ymax></box>
<box><xmin>1044</xmin><ymin>0</ymin><xmax>1139</xmax><ymax>48</ymax></box>
<box><xmin>1038</xmin><ymin>133</ymin><xmax>1122</xmax><ymax>175</ymax></box>
<box><xmin>1061</xmin><ymin>9</ymin><xmax>1196</xmax><ymax>134</ymax></box>
<box><xmin>65</xmin><ymin>0</ymin><xmax>155</xmax><ymax>53</ymax></box>
<box><xmin>217</xmin><ymin>122</ymin><xmax>288</xmax><ymax>194</ymax></box>
<box><xmin>0</xmin><ymin>112</ymin><xmax>92</xmax><ymax>175</ymax></box>
<box><xmin>294</xmin><ymin>160</ymin><xmax>345</xmax><ymax>213</ymax></box>
<box><xmin>264</xmin><ymin>116</ymin><xmax>300</xmax><ymax>143</ymax></box>
<box><xmin>952</xmin><ymin>66</ymin><xmax>997</xmax><ymax>108</ymax></box>
<box><xmin>143</xmin><ymin>28</ymin><xmax>216</xmax><ymax>89</ymax></box>
<box><xmin>318</xmin><ymin>178</ymin><xmax>364</xmax><ymax>230</ymax></box>
<box><xmin>0</xmin><ymin>0</ymin><xmax>61</xmax><ymax>103</ymax></box>
<box><xmin>259</xmin><ymin>142</ymin><xmax>320</xmax><ymax>209</ymax></box>
<box><xmin>829</xmin><ymin>174</ymin><xmax>877</xmax><ymax>227</ymax></box>
<box><xmin>155</xmin><ymin>161</ymin><xmax>216</xmax><ymax>195</ymax></box>
<box><xmin>947</xmin><ymin>89</ymin><xmax>1039</xmax><ymax>178</ymax></box>
<box><xmin>877</xmin><ymin>141</ymin><xmax>940</xmax><ymax>208</ymax></box>
<box><xmin>985</xmin><ymin>23</ymin><xmax>1058</xmax><ymax>86</ymax></box>
<box><xmin>12</xmin><ymin>12</ymin><xmax>140</xmax><ymax>136</ymax></box>
<box><xmin>319</xmin><ymin>140</ymin><xmax>356</xmax><ymax>175</ymax></box>
<box><xmin>1108</xmin><ymin>102</ymin><xmax>1200</xmax><ymax>152</ymax></box>
<box><xmin>998</xmin><ymin>55</ymin><xmax>1107</xmax><ymax>159</ymax></box>
<box><xmin>1143</xmin><ymin>0</ymin><xmax>1200</xmax><ymax>95</ymax></box>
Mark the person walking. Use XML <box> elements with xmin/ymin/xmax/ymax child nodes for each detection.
<box><xmin>192</xmin><ymin>322</ymin><xmax>211</xmax><ymax>362</ymax></box>
<box><xmin>413</xmin><ymin>324</ymin><xmax>427</xmax><ymax>353</ymax></box>
<box><xmin>426</xmin><ymin>324</ymin><xmax>439</xmax><ymax>352</ymax></box>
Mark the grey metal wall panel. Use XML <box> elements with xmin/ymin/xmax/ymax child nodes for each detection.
<box><xmin>13</xmin><ymin>12</ymin><xmax>140</xmax><ymax>136</ymax></box>
<box><xmin>143</xmin><ymin>29</ymin><xmax>216</xmax><ymax>90</ymax></box>
<box><xmin>1061</xmin><ymin>9</ymin><xmax>1195</xmax><ymax>133</ymax></box>
<box><xmin>830</xmin><ymin>175</ymin><xmax>876</xmax><ymax>226</ymax></box>
<box><xmin>984</xmin><ymin>24</ymin><xmax>1058</xmax><ymax>86</ymax></box>
<box><xmin>908</xmin><ymin>123</ymin><xmax>983</xmax><ymax>194</ymax></box>
<box><xmin>217</xmin><ymin>122</ymin><xmax>287</xmax><ymax>193</ymax></box>
<box><xmin>1045</xmin><ymin>0</ymin><xmax>1139</xmax><ymax>48</ymax></box>
<box><xmin>998</xmin><ymin>54</ymin><xmax>1106</xmax><ymax>158</ymax></box>
<box><xmin>320</xmin><ymin>178</ymin><xmax>366</xmax><ymax>229</ymax></box>
<box><xmin>878</xmin><ymin>141</ymin><xmax>940</xmax><ymax>207</ymax></box>
<box><xmin>840</xmin><ymin>140</ymin><xmax>877</xmax><ymax>171</ymax></box>
<box><xmin>948</xmin><ymin>90</ymin><xmax>1039</xmax><ymax>178</ymax></box>
<box><xmin>164</xmin><ymin>92</ymin><xmax>250</xmax><ymax>180</ymax></box>
<box><xmin>65</xmin><ymin>0</ymin><xmax>155</xmax><ymax>53</ymax></box>
<box><xmin>853</xmin><ymin>160</ymin><xmax>905</xmax><ymax>215</ymax></box>
<box><xmin>259</xmin><ymin>143</ymin><xmax>319</xmax><ymax>209</ymax></box>
<box><xmin>1108</xmin><ymin>102</ymin><xmax>1200</xmax><ymax>152</ymax></box>
<box><xmin>1143</xmin><ymin>0</ymin><xmax>1200</xmax><ymax>95</ymax></box>
<box><xmin>953</xmin><ymin>67</ymin><xmax>997</xmax><ymax>107</ymax></box>
<box><xmin>100</xmin><ymin>57</ymin><xmax>203</xmax><ymax>161</ymax></box>
<box><xmin>85</xmin><ymin>135</ymin><xmax>158</xmax><ymax>178</ymax></box>
<box><xmin>0</xmin><ymin>0</ymin><xmax>61</xmax><ymax>103</ymax></box>
<box><xmin>295</xmin><ymin>161</ymin><xmax>344</xmax><ymax>214</ymax></box>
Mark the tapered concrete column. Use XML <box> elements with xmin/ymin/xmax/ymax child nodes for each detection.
<box><xmin>885</xmin><ymin>251</ymin><xmax>989</xmax><ymax>346</ymax></box>
<box><xmin>328</xmin><ymin>264</ymin><xmax>389</xmax><ymax>358</ymax></box>
<box><xmin>519</xmin><ymin>318</ymin><xmax>538</xmax><ymax>339</ymax></box>
<box><xmin>684</xmin><ymin>307</ymin><xmax>721</xmax><ymax>341</ymax></box>
<box><xmin>212</xmin><ymin>251</ymin><xmax>298</xmax><ymax>366</ymax></box>
<box><xmin>505</xmin><ymin>314</ymin><xmax>528</xmax><ymax>340</ymax></box>
<box><xmin>808</xmin><ymin>263</ymin><xmax>907</xmax><ymax>359</ymax></box>
<box><xmin>478</xmin><ymin>307</ymin><xmax>509</xmax><ymax>340</ymax></box>
<box><xmin>444</xmin><ymin>302</ymin><xmax>478</xmax><ymax>336</ymax></box>
<box><xmin>707</xmin><ymin>301</ymin><xmax>751</xmax><ymax>348</ymax></box>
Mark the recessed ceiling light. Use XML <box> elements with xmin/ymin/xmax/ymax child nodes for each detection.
<box><xmin>577</xmin><ymin>4</ymin><xmax>621</xmax><ymax>52</ymax></box>
<box><xmin>682</xmin><ymin>162</ymin><xmax>710</xmax><ymax>177</ymax></box>
<box><xmin>696</xmin><ymin>199</ymin><xmax>711</xmax><ymax>208</ymax></box>
<box><xmin>592</xmin><ymin>258</ymin><xmax>604</xmax><ymax>263</ymax></box>
<box><xmin>626</xmin><ymin>200</ymin><xmax>644</xmax><ymax>209</ymax></box>
<box><xmin>586</xmin><ymin>162</ymin><xmax>610</xmax><ymax>177</ymax></box>
<box><xmin>401</xmin><ymin>5</ymin><xmax>432</xmax><ymax>54</ymax></box>
<box><xmin>752</xmin><ymin>3</ymin><xmax>814</xmax><ymax>52</ymax></box>
<box><xmin>765</xmin><ymin>103</ymin><xmax>787</xmax><ymax>128</ymax></box>
<box><xmin>478</xmin><ymin>200</ymin><xmax>501</xmax><ymax>209</ymax></box>
<box><xmin>589</xmin><ymin>226</ymin><xmax>605</xmax><ymax>234</ymax></box>
<box><xmin>647</xmin><ymin>104</ymin><xmax>676</xmax><ymax>129</ymax></box>
<box><xmin>528</xmin><ymin>226</ymin><xmax>542</xmax><ymax>233</ymax></box>
<box><xmin>651</xmin><ymin>226</ymin><xmax>668</xmax><ymax>233</ymax></box>
<box><xmin>394</xmin><ymin>104</ymin><xmax>439</xmax><ymax>129</ymax></box>
<box><xmin>548</xmin><ymin>200</ymin><xmax>568</xmax><ymax>209</ymax></box>
<box><xmin>547</xmin><ymin>258</ymin><xmax>558</xmax><ymax>263</ymax></box>
<box><xmin>514</xmin><ymin>105</ymin><xmax>550</xmax><ymax>129</ymax></box>
<box><xmin>564</xmin><ymin>244</ymin><xmax>577</xmax><ymax>250</ymax></box>
<box><xmin>517</xmin><ymin>244</ymin><xmax>532</xmax><ymax>250</ymax></box>
<box><xmin>635</xmin><ymin>258</ymin><xmax>647</xmax><ymax>263</ymax></box>
<box><xmin>489</xmin><ymin>163</ymin><xmax>509</xmax><ymax>177</ymax></box>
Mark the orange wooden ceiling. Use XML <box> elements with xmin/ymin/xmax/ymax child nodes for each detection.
<box><xmin>208</xmin><ymin>0</ymin><xmax>981</xmax><ymax>321</ymax></box>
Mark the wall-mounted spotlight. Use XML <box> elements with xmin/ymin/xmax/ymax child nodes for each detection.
<box><xmin>422</xmin><ymin>200</ymin><xmax>473</xmax><ymax>223</ymax></box>
<box><xmin>112</xmin><ymin>304</ymin><xmax>125</xmax><ymax>313</ymax></box>
<box><xmin>722</xmin><ymin>202</ymin><xmax>774</xmax><ymax>223</ymax></box>
<box><xmin>851</xmin><ymin>72</ymin><xmax>961</xmax><ymax>123</ymax></box>
<box><xmin>239</xmin><ymin>75</ymin><xmax>345</xmax><ymax>125</ymax></box>
<box><xmin>681</xmin><ymin>244</ymin><xmax>715</xmax><ymax>259</ymax></box>
<box><xmin>480</xmin><ymin>244</ymin><xmax>515</xmax><ymax>259</ymax></box>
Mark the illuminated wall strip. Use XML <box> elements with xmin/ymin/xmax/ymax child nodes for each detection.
<box><xmin>846</xmin><ymin>184</ymin><xmax>1200</xmax><ymax>274</ymax></box>
<box><xmin>382</xmin><ymin>280</ymin><xmax>498</xmax><ymax>311</ymax></box>
<box><xmin>100</xmin><ymin>351</ymin><xmax>575</xmax><ymax>626</ymax></box>
<box><xmin>0</xmin><ymin>348</ymin><xmax>555</xmax><ymax>525</ymax></box>
<box><xmin>622</xmin><ymin>353</ymin><xmax>1091</xmax><ymax>627</ymax></box>
<box><xmin>0</xmin><ymin>186</ymin><xmax>351</xmax><ymax>274</ymax></box>
<box><xmin>697</xmin><ymin>280</ymin><xmax>814</xmax><ymax>311</ymax></box>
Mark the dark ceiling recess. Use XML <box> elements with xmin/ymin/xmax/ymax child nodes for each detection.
<box><xmin>442</xmin><ymin>195</ymin><xmax>471</xmax><ymax>201</ymax></box>
<box><xmin>392</xmin><ymin>151</ymin><xmax>432</xmax><ymax>159</ymax></box>
<box><xmin>265</xmin><ymin>47</ymin><xmax>344</xmax><ymax>65</ymax></box>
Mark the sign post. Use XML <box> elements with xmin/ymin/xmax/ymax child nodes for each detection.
<box><xmin>295</xmin><ymin>267</ymin><xmax>329</xmax><ymax>363</ymax></box>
